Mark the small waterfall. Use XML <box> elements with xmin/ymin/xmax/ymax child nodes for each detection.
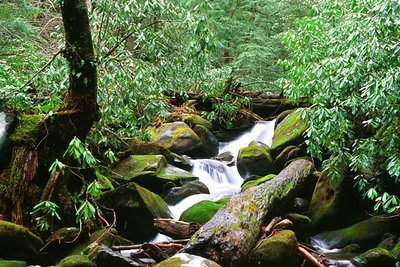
<box><xmin>169</xmin><ymin>120</ymin><xmax>276</xmax><ymax>219</ymax></box>
<box><xmin>0</xmin><ymin>112</ymin><xmax>8</xmax><ymax>151</ymax></box>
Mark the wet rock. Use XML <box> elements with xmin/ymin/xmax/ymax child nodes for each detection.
<box><xmin>248</xmin><ymin>230</ymin><xmax>301</xmax><ymax>267</ymax></box>
<box><xmin>212</xmin><ymin>151</ymin><xmax>235</xmax><ymax>165</ymax></box>
<box><xmin>377</xmin><ymin>233</ymin><xmax>398</xmax><ymax>251</ymax></box>
<box><xmin>291</xmin><ymin>197</ymin><xmax>310</xmax><ymax>213</ymax></box>
<box><xmin>308</xmin><ymin>158</ymin><xmax>360</xmax><ymax>229</ymax></box>
<box><xmin>353</xmin><ymin>247</ymin><xmax>396</xmax><ymax>267</ymax></box>
<box><xmin>112</xmin><ymin>155</ymin><xmax>197</xmax><ymax>195</ymax></box>
<box><xmin>274</xmin><ymin>145</ymin><xmax>306</xmax><ymax>170</ymax></box>
<box><xmin>241</xmin><ymin>174</ymin><xmax>276</xmax><ymax>191</ymax></box>
<box><xmin>0</xmin><ymin>221</ymin><xmax>43</xmax><ymax>262</ymax></box>
<box><xmin>183</xmin><ymin>114</ymin><xmax>213</xmax><ymax>130</ymax></box>
<box><xmin>271</xmin><ymin>109</ymin><xmax>308</xmax><ymax>156</ymax></box>
<box><xmin>193</xmin><ymin>125</ymin><xmax>219</xmax><ymax>157</ymax></box>
<box><xmin>0</xmin><ymin>260</ymin><xmax>27</xmax><ymax>267</ymax></box>
<box><xmin>237</xmin><ymin>141</ymin><xmax>274</xmax><ymax>178</ymax></box>
<box><xmin>313</xmin><ymin>216</ymin><xmax>395</xmax><ymax>250</ymax></box>
<box><xmin>56</xmin><ymin>255</ymin><xmax>95</xmax><ymax>267</ymax></box>
<box><xmin>154</xmin><ymin>253</ymin><xmax>221</xmax><ymax>267</ymax></box>
<box><xmin>99</xmin><ymin>182</ymin><xmax>172</xmax><ymax>242</ymax></box>
<box><xmin>164</xmin><ymin>180</ymin><xmax>210</xmax><ymax>205</ymax></box>
<box><xmin>152</xmin><ymin>122</ymin><xmax>202</xmax><ymax>155</ymax></box>
<box><xmin>94</xmin><ymin>245</ymin><xmax>141</xmax><ymax>267</ymax></box>
<box><xmin>179</xmin><ymin>198</ymin><xmax>229</xmax><ymax>224</ymax></box>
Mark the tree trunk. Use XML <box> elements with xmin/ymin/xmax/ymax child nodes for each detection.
<box><xmin>0</xmin><ymin>0</ymin><xmax>99</xmax><ymax>224</ymax></box>
<box><xmin>183</xmin><ymin>159</ymin><xmax>314</xmax><ymax>266</ymax></box>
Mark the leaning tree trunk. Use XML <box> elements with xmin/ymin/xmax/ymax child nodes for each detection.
<box><xmin>183</xmin><ymin>159</ymin><xmax>314</xmax><ymax>267</ymax></box>
<box><xmin>0</xmin><ymin>0</ymin><xmax>99</xmax><ymax>224</ymax></box>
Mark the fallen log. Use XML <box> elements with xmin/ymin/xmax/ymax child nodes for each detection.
<box><xmin>153</xmin><ymin>218</ymin><xmax>202</xmax><ymax>239</ymax></box>
<box><xmin>183</xmin><ymin>159</ymin><xmax>314</xmax><ymax>266</ymax></box>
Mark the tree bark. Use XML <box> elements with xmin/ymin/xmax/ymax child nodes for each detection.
<box><xmin>183</xmin><ymin>159</ymin><xmax>314</xmax><ymax>266</ymax></box>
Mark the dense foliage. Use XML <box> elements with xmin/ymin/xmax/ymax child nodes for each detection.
<box><xmin>281</xmin><ymin>0</ymin><xmax>400</xmax><ymax>212</ymax></box>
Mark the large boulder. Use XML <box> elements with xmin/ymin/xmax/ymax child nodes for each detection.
<box><xmin>193</xmin><ymin>125</ymin><xmax>219</xmax><ymax>157</ymax></box>
<box><xmin>353</xmin><ymin>248</ymin><xmax>396</xmax><ymax>267</ymax></box>
<box><xmin>155</xmin><ymin>253</ymin><xmax>221</xmax><ymax>267</ymax></box>
<box><xmin>152</xmin><ymin>122</ymin><xmax>202</xmax><ymax>155</ymax></box>
<box><xmin>237</xmin><ymin>141</ymin><xmax>274</xmax><ymax>178</ymax></box>
<box><xmin>312</xmin><ymin>216</ymin><xmax>395</xmax><ymax>250</ymax></box>
<box><xmin>112</xmin><ymin>155</ymin><xmax>198</xmax><ymax>195</ymax></box>
<box><xmin>183</xmin><ymin>114</ymin><xmax>213</xmax><ymax>130</ymax></box>
<box><xmin>0</xmin><ymin>221</ymin><xmax>43</xmax><ymax>262</ymax></box>
<box><xmin>98</xmin><ymin>182</ymin><xmax>172</xmax><ymax>242</ymax></box>
<box><xmin>274</xmin><ymin>145</ymin><xmax>307</xmax><ymax>170</ymax></box>
<box><xmin>308</xmin><ymin>158</ymin><xmax>361</xmax><ymax>229</ymax></box>
<box><xmin>179</xmin><ymin>198</ymin><xmax>229</xmax><ymax>224</ymax></box>
<box><xmin>164</xmin><ymin>180</ymin><xmax>210</xmax><ymax>205</ymax></box>
<box><xmin>271</xmin><ymin>109</ymin><xmax>307</xmax><ymax>155</ymax></box>
<box><xmin>248</xmin><ymin>230</ymin><xmax>301</xmax><ymax>267</ymax></box>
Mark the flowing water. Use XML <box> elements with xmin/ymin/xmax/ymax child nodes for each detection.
<box><xmin>0</xmin><ymin>112</ymin><xmax>8</xmax><ymax>151</ymax></box>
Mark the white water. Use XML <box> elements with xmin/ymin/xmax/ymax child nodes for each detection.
<box><xmin>0</xmin><ymin>112</ymin><xmax>8</xmax><ymax>149</ymax></box>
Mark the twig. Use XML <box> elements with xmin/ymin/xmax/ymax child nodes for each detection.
<box><xmin>19</xmin><ymin>49</ymin><xmax>62</xmax><ymax>91</ymax></box>
<box><xmin>298</xmin><ymin>246</ymin><xmax>325</xmax><ymax>267</ymax></box>
<box><xmin>112</xmin><ymin>239</ymin><xmax>190</xmax><ymax>251</ymax></box>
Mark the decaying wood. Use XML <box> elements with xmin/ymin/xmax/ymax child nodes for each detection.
<box><xmin>183</xmin><ymin>159</ymin><xmax>314</xmax><ymax>266</ymax></box>
<box><xmin>40</xmin><ymin>171</ymin><xmax>60</xmax><ymax>202</ymax></box>
<box><xmin>153</xmin><ymin>218</ymin><xmax>202</xmax><ymax>239</ymax></box>
<box><xmin>112</xmin><ymin>239</ymin><xmax>190</xmax><ymax>251</ymax></box>
<box><xmin>298</xmin><ymin>246</ymin><xmax>325</xmax><ymax>267</ymax></box>
<box><xmin>261</xmin><ymin>216</ymin><xmax>282</xmax><ymax>239</ymax></box>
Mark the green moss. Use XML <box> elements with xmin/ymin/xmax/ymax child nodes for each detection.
<box><xmin>271</xmin><ymin>110</ymin><xmax>307</xmax><ymax>153</ymax></box>
<box><xmin>0</xmin><ymin>260</ymin><xmax>27</xmax><ymax>267</ymax></box>
<box><xmin>56</xmin><ymin>255</ymin><xmax>95</xmax><ymax>267</ymax></box>
<box><xmin>183</xmin><ymin>114</ymin><xmax>213</xmax><ymax>130</ymax></box>
<box><xmin>180</xmin><ymin>200</ymin><xmax>225</xmax><ymax>224</ymax></box>
<box><xmin>134</xmin><ymin>183</ymin><xmax>172</xmax><ymax>218</ymax></box>
<box><xmin>242</xmin><ymin>174</ymin><xmax>276</xmax><ymax>191</ymax></box>
<box><xmin>10</xmin><ymin>115</ymin><xmax>43</xmax><ymax>147</ymax></box>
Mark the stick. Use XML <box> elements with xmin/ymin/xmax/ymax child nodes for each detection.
<box><xmin>112</xmin><ymin>239</ymin><xmax>190</xmax><ymax>251</ymax></box>
<box><xmin>298</xmin><ymin>246</ymin><xmax>325</xmax><ymax>267</ymax></box>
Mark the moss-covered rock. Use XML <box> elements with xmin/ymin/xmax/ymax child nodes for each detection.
<box><xmin>241</xmin><ymin>174</ymin><xmax>276</xmax><ymax>191</ymax></box>
<box><xmin>99</xmin><ymin>182</ymin><xmax>172</xmax><ymax>242</ymax></box>
<box><xmin>183</xmin><ymin>114</ymin><xmax>213</xmax><ymax>130</ymax></box>
<box><xmin>155</xmin><ymin>253</ymin><xmax>221</xmax><ymax>267</ymax></box>
<box><xmin>193</xmin><ymin>125</ymin><xmax>219</xmax><ymax>157</ymax></box>
<box><xmin>94</xmin><ymin>245</ymin><xmax>140</xmax><ymax>267</ymax></box>
<box><xmin>271</xmin><ymin>110</ymin><xmax>307</xmax><ymax>155</ymax></box>
<box><xmin>274</xmin><ymin>145</ymin><xmax>306</xmax><ymax>170</ymax></box>
<box><xmin>0</xmin><ymin>260</ymin><xmax>27</xmax><ymax>267</ymax></box>
<box><xmin>313</xmin><ymin>216</ymin><xmax>395</xmax><ymax>250</ymax></box>
<box><xmin>283</xmin><ymin>213</ymin><xmax>312</xmax><ymax>241</ymax></box>
<box><xmin>164</xmin><ymin>180</ymin><xmax>210</xmax><ymax>205</ymax></box>
<box><xmin>274</xmin><ymin>109</ymin><xmax>294</xmax><ymax>127</ymax></box>
<box><xmin>56</xmin><ymin>255</ymin><xmax>95</xmax><ymax>267</ymax></box>
<box><xmin>212</xmin><ymin>151</ymin><xmax>235</xmax><ymax>165</ymax></box>
<box><xmin>152</xmin><ymin>122</ymin><xmax>202</xmax><ymax>155</ymax></box>
<box><xmin>353</xmin><ymin>248</ymin><xmax>396</xmax><ymax>267</ymax></box>
<box><xmin>9</xmin><ymin>115</ymin><xmax>43</xmax><ymax>148</ymax></box>
<box><xmin>308</xmin><ymin>158</ymin><xmax>360</xmax><ymax>229</ymax></box>
<box><xmin>179</xmin><ymin>198</ymin><xmax>228</xmax><ymax>224</ymax></box>
<box><xmin>0</xmin><ymin>221</ymin><xmax>43</xmax><ymax>261</ymax></box>
<box><xmin>390</xmin><ymin>238</ymin><xmax>400</xmax><ymax>260</ymax></box>
<box><xmin>112</xmin><ymin>155</ymin><xmax>197</xmax><ymax>195</ymax></box>
<box><xmin>237</xmin><ymin>141</ymin><xmax>274</xmax><ymax>178</ymax></box>
<box><xmin>248</xmin><ymin>230</ymin><xmax>301</xmax><ymax>267</ymax></box>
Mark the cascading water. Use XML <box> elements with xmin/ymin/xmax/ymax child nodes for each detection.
<box><xmin>0</xmin><ymin>112</ymin><xmax>8</xmax><ymax>152</ymax></box>
<box><xmin>169</xmin><ymin>120</ymin><xmax>276</xmax><ymax>219</ymax></box>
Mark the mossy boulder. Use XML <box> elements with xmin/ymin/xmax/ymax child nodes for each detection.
<box><xmin>0</xmin><ymin>221</ymin><xmax>43</xmax><ymax>261</ymax></box>
<box><xmin>155</xmin><ymin>253</ymin><xmax>221</xmax><ymax>267</ymax></box>
<box><xmin>94</xmin><ymin>245</ymin><xmax>141</xmax><ymax>267</ymax></box>
<box><xmin>313</xmin><ymin>216</ymin><xmax>395</xmax><ymax>250</ymax></box>
<box><xmin>56</xmin><ymin>255</ymin><xmax>95</xmax><ymax>267</ymax></box>
<box><xmin>353</xmin><ymin>248</ymin><xmax>396</xmax><ymax>267</ymax></box>
<box><xmin>237</xmin><ymin>141</ymin><xmax>274</xmax><ymax>178</ymax></box>
<box><xmin>152</xmin><ymin>122</ymin><xmax>202</xmax><ymax>155</ymax></box>
<box><xmin>179</xmin><ymin>198</ymin><xmax>229</xmax><ymax>224</ymax></box>
<box><xmin>274</xmin><ymin>145</ymin><xmax>306</xmax><ymax>170</ymax></box>
<box><xmin>248</xmin><ymin>230</ymin><xmax>301</xmax><ymax>267</ymax></box>
<box><xmin>390</xmin><ymin>238</ymin><xmax>400</xmax><ymax>260</ymax></box>
<box><xmin>193</xmin><ymin>125</ymin><xmax>219</xmax><ymax>157</ymax></box>
<box><xmin>112</xmin><ymin>155</ymin><xmax>197</xmax><ymax>195</ymax></box>
<box><xmin>283</xmin><ymin>213</ymin><xmax>312</xmax><ymax>241</ymax></box>
<box><xmin>212</xmin><ymin>151</ymin><xmax>235</xmax><ymax>165</ymax></box>
<box><xmin>271</xmin><ymin>110</ymin><xmax>308</xmax><ymax>155</ymax></box>
<box><xmin>308</xmin><ymin>158</ymin><xmax>360</xmax><ymax>229</ymax></box>
<box><xmin>164</xmin><ymin>180</ymin><xmax>210</xmax><ymax>205</ymax></box>
<box><xmin>183</xmin><ymin>114</ymin><xmax>213</xmax><ymax>130</ymax></box>
<box><xmin>241</xmin><ymin>174</ymin><xmax>276</xmax><ymax>191</ymax></box>
<box><xmin>274</xmin><ymin>109</ymin><xmax>294</xmax><ymax>127</ymax></box>
<box><xmin>0</xmin><ymin>260</ymin><xmax>27</xmax><ymax>267</ymax></box>
<box><xmin>98</xmin><ymin>182</ymin><xmax>172</xmax><ymax>242</ymax></box>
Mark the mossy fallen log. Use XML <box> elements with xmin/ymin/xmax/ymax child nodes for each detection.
<box><xmin>183</xmin><ymin>159</ymin><xmax>314</xmax><ymax>266</ymax></box>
